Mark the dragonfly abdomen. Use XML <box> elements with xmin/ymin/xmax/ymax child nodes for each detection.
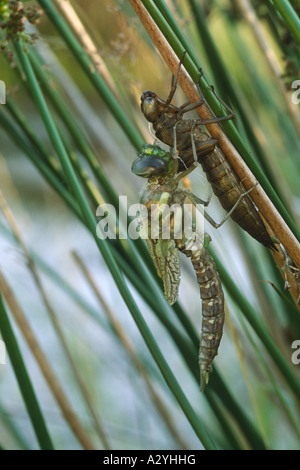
<box><xmin>177</xmin><ymin>240</ymin><xmax>225</xmax><ymax>391</ymax></box>
<box><xmin>200</xmin><ymin>148</ymin><xmax>276</xmax><ymax>249</ymax></box>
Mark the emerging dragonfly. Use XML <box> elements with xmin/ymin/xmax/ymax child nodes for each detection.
<box><xmin>141</xmin><ymin>54</ymin><xmax>277</xmax><ymax>250</ymax></box>
<box><xmin>132</xmin><ymin>143</ymin><xmax>225</xmax><ymax>391</ymax></box>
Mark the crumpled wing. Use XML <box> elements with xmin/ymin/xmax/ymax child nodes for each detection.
<box><xmin>146</xmin><ymin>238</ymin><xmax>180</xmax><ymax>305</ymax></box>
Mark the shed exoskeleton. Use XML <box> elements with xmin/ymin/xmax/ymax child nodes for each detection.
<box><xmin>140</xmin><ymin>55</ymin><xmax>277</xmax><ymax>251</ymax></box>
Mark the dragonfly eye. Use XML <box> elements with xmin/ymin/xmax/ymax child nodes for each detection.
<box><xmin>131</xmin><ymin>155</ymin><xmax>168</xmax><ymax>178</ymax></box>
<box><xmin>141</xmin><ymin>96</ymin><xmax>159</xmax><ymax>122</ymax></box>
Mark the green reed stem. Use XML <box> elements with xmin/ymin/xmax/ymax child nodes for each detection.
<box><xmin>0</xmin><ymin>294</ymin><xmax>53</xmax><ymax>449</ymax></box>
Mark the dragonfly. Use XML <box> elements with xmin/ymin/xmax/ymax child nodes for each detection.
<box><xmin>132</xmin><ymin>143</ymin><xmax>225</xmax><ymax>391</ymax></box>
<box><xmin>140</xmin><ymin>54</ymin><xmax>277</xmax><ymax>251</ymax></box>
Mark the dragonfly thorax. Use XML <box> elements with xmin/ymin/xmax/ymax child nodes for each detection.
<box><xmin>131</xmin><ymin>144</ymin><xmax>178</xmax><ymax>179</ymax></box>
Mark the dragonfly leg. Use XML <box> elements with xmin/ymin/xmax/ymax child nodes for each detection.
<box><xmin>172</xmin><ymin>118</ymin><xmax>215</xmax><ymax>167</ymax></box>
<box><xmin>177</xmin><ymin>99</ymin><xmax>205</xmax><ymax>117</ymax></box>
<box><xmin>210</xmin><ymin>85</ymin><xmax>235</xmax><ymax>120</ymax></box>
<box><xmin>191</xmin><ymin>123</ymin><xmax>213</xmax><ymax>204</ymax></box>
<box><xmin>178</xmin><ymin>100</ymin><xmax>193</xmax><ymax>110</ymax></box>
<box><xmin>175</xmin><ymin>162</ymin><xmax>198</xmax><ymax>183</ymax></box>
<box><xmin>166</xmin><ymin>51</ymin><xmax>187</xmax><ymax>105</ymax></box>
<box><xmin>176</xmin><ymin>126</ymin><xmax>214</xmax><ymax>205</ymax></box>
<box><xmin>185</xmin><ymin>119</ymin><xmax>217</xmax><ymax>166</ymax></box>
<box><xmin>182</xmin><ymin>188</ymin><xmax>213</xmax><ymax>208</ymax></box>
<box><xmin>174</xmin><ymin>121</ymin><xmax>209</xmax><ymax>181</ymax></box>
<box><xmin>193</xmin><ymin>69</ymin><xmax>235</xmax><ymax>125</ymax></box>
<box><xmin>176</xmin><ymin>68</ymin><xmax>235</xmax><ymax>123</ymax></box>
<box><xmin>177</xmin><ymin>68</ymin><xmax>205</xmax><ymax>116</ymax></box>
<box><xmin>183</xmin><ymin>191</ymin><xmax>225</xmax><ymax>228</ymax></box>
<box><xmin>148</xmin><ymin>122</ymin><xmax>158</xmax><ymax>141</ymax></box>
<box><xmin>281</xmin><ymin>245</ymin><xmax>300</xmax><ymax>302</ymax></box>
<box><xmin>186</xmin><ymin>182</ymin><xmax>259</xmax><ymax>228</ymax></box>
<box><xmin>190</xmin><ymin>121</ymin><xmax>198</xmax><ymax>163</ymax></box>
<box><xmin>173</xmin><ymin>121</ymin><xmax>179</xmax><ymax>158</ymax></box>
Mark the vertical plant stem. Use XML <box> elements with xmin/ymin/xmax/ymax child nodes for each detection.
<box><xmin>270</xmin><ymin>0</ymin><xmax>300</xmax><ymax>45</ymax></box>
<box><xmin>0</xmin><ymin>295</ymin><xmax>54</xmax><ymax>450</ymax></box>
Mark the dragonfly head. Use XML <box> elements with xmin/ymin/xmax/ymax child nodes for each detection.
<box><xmin>141</xmin><ymin>90</ymin><xmax>160</xmax><ymax>122</ymax></box>
<box><xmin>131</xmin><ymin>144</ymin><xmax>176</xmax><ymax>178</ymax></box>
